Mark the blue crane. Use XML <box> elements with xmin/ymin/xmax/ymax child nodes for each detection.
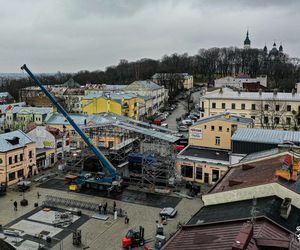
<box><xmin>21</xmin><ymin>64</ymin><xmax>122</xmax><ymax>191</ymax></box>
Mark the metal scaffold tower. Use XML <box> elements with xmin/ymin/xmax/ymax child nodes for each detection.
<box><xmin>65</xmin><ymin>123</ymin><xmax>178</xmax><ymax>188</ymax></box>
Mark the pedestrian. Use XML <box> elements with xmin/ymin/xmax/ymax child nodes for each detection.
<box><xmin>113</xmin><ymin>201</ymin><xmax>116</xmax><ymax>212</ymax></box>
<box><xmin>124</xmin><ymin>215</ymin><xmax>129</xmax><ymax>224</ymax></box>
<box><xmin>114</xmin><ymin>210</ymin><xmax>118</xmax><ymax>220</ymax></box>
<box><xmin>13</xmin><ymin>201</ymin><xmax>18</xmax><ymax>211</ymax></box>
<box><xmin>98</xmin><ymin>203</ymin><xmax>102</xmax><ymax>214</ymax></box>
<box><xmin>103</xmin><ymin>202</ymin><xmax>107</xmax><ymax>214</ymax></box>
<box><xmin>37</xmin><ymin>191</ymin><xmax>41</xmax><ymax>199</ymax></box>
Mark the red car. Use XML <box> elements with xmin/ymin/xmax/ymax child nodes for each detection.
<box><xmin>152</xmin><ymin>119</ymin><xmax>161</xmax><ymax>126</ymax></box>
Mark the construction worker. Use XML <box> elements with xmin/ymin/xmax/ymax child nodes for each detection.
<box><xmin>98</xmin><ymin>203</ymin><xmax>102</xmax><ymax>214</ymax></box>
<box><xmin>13</xmin><ymin>201</ymin><xmax>18</xmax><ymax>211</ymax></box>
<box><xmin>113</xmin><ymin>201</ymin><xmax>116</xmax><ymax>212</ymax></box>
<box><xmin>103</xmin><ymin>202</ymin><xmax>108</xmax><ymax>214</ymax></box>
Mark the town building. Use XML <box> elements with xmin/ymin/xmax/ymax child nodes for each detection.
<box><xmin>152</xmin><ymin>73</ymin><xmax>194</xmax><ymax>90</ymax></box>
<box><xmin>27</xmin><ymin>126</ymin><xmax>70</xmax><ymax>169</ymax></box>
<box><xmin>214</xmin><ymin>74</ymin><xmax>267</xmax><ymax>91</ymax></box>
<box><xmin>0</xmin><ymin>130</ymin><xmax>37</xmax><ymax>186</ymax></box>
<box><xmin>164</xmin><ymin>196</ymin><xmax>300</xmax><ymax>250</ymax></box>
<box><xmin>0</xmin><ymin>102</ymin><xmax>26</xmax><ymax>118</ymax></box>
<box><xmin>200</xmin><ymin>87</ymin><xmax>300</xmax><ymax>129</ymax></box>
<box><xmin>202</xmin><ymin>149</ymin><xmax>300</xmax><ymax>208</ymax></box>
<box><xmin>125</xmin><ymin>80</ymin><xmax>168</xmax><ymax>114</ymax></box>
<box><xmin>189</xmin><ymin>113</ymin><xmax>254</xmax><ymax>150</ymax></box>
<box><xmin>5</xmin><ymin>106</ymin><xmax>52</xmax><ymax>131</ymax></box>
<box><xmin>232</xmin><ymin>128</ymin><xmax>300</xmax><ymax>154</ymax></box>
<box><xmin>82</xmin><ymin>92</ymin><xmax>139</xmax><ymax>119</ymax></box>
<box><xmin>176</xmin><ymin>113</ymin><xmax>253</xmax><ymax>185</ymax></box>
<box><xmin>0</xmin><ymin>92</ymin><xmax>14</xmax><ymax>104</ymax></box>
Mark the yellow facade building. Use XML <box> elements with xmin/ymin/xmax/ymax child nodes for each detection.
<box><xmin>82</xmin><ymin>93</ymin><xmax>139</xmax><ymax>119</ymax></box>
<box><xmin>0</xmin><ymin>130</ymin><xmax>37</xmax><ymax>186</ymax></box>
<box><xmin>176</xmin><ymin>113</ymin><xmax>254</xmax><ymax>185</ymax></box>
<box><xmin>189</xmin><ymin>113</ymin><xmax>254</xmax><ymax>150</ymax></box>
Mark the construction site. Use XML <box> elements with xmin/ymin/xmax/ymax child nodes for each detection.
<box><xmin>0</xmin><ymin>65</ymin><xmax>201</xmax><ymax>250</ymax></box>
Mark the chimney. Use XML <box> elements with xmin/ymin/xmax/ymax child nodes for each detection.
<box><xmin>219</xmin><ymin>88</ymin><xmax>223</xmax><ymax>94</ymax></box>
<box><xmin>280</xmin><ymin>197</ymin><xmax>292</xmax><ymax>219</ymax></box>
<box><xmin>242</xmin><ymin>164</ymin><xmax>255</xmax><ymax>170</ymax></box>
<box><xmin>258</xmin><ymin>89</ymin><xmax>262</xmax><ymax>96</ymax></box>
<box><xmin>232</xmin><ymin>222</ymin><xmax>253</xmax><ymax>250</ymax></box>
<box><xmin>273</xmin><ymin>89</ymin><xmax>278</xmax><ymax>96</ymax></box>
<box><xmin>238</xmin><ymin>89</ymin><xmax>241</xmax><ymax>95</ymax></box>
<box><xmin>229</xmin><ymin>179</ymin><xmax>244</xmax><ymax>187</ymax></box>
<box><xmin>292</xmin><ymin>88</ymin><xmax>296</xmax><ymax>96</ymax></box>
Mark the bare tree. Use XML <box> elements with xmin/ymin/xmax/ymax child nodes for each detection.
<box><xmin>181</xmin><ymin>91</ymin><xmax>194</xmax><ymax>113</ymax></box>
<box><xmin>255</xmin><ymin>98</ymin><xmax>287</xmax><ymax>129</ymax></box>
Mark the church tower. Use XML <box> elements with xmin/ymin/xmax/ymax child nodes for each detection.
<box><xmin>244</xmin><ymin>30</ymin><xmax>251</xmax><ymax>49</ymax></box>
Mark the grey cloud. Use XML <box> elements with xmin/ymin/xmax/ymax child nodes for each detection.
<box><xmin>0</xmin><ymin>0</ymin><xmax>299</xmax><ymax>73</ymax></box>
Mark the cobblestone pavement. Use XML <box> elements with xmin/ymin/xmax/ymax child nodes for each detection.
<box><xmin>0</xmin><ymin>183</ymin><xmax>203</xmax><ymax>250</ymax></box>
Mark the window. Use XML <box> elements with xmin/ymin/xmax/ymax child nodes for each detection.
<box><xmin>274</xmin><ymin>117</ymin><xmax>280</xmax><ymax>124</ymax></box>
<box><xmin>251</xmin><ymin>104</ymin><xmax>256</xmax><ymax>110</ymax></box>
<box><xmin>227</xmin><ymin>128</ymin><xmax>230</xmax><ymax>132</ymax></box>
<box><xmin>212</xmin><ymin>170</ymin><xmax>220</xmax><ymax>182</ymax></box>
<box><xmin>276</xmin><ymin>105</ymin><xmax>280</xmax><ymax>111</ymax></box>
<box><xmin>241</xmin><ymin>104</ymin><xmax>245</xmax><ymax>110</ymax></box>
<box><xmin>181</xmin><ymin>165</ymin><xmax>193</xmax><ymax>178</ymax></box>
<box><xmin>264</xmin><ymin>104</ymin><xmax>269</xmax><ymax>111</ymax></box>
<box><xmin>201</xmin><ymin>102</ymin><xmax>204</xmax><ymax>109</ymax></box>
<box><xmin>219</xmin><ymin>126</ymin><xmax>222</xmax><ymax>131</ymax></box>
<box><xmin>251</xmin><ymin>116</ymin><xmax>255</xmax><ymax>120</ymax></box>
<box><xmin>9</xmin><ymin>157</ymin><xmax>12</xmax><ymax>165</ymax></box>
<box><xmin>14</xmin><ymin>155</ymin><xmax>18</xmax><ymax>163</ymax></box>
<box><xmin>264</xmin><ymin>116</ymin><xmax>269</xmax><ymax>124</ymax></box>
<box><xmin>9</xmin><ymin>172</ymin><xmax>16</xmax><ymax>181</ymax></box>
<box><xmin>204</xmin><ymin>125</ymin><xmax>207</xmax><ymax>129</ymax></box>
<box><xmin>222</xmin><ymin>103</ymin><xmax>226</xmax><ymax>109</ymax></box>
<box><xmin>215</xmin><ymin>136</ymin><xmax>221</xmax><ymax>145</ymax></box>
<box><xmin>108</xmin><ymin>141</ymin><xmax>114</xmax><ymax>148</ymax></box>
<box><xmin>287</xmin><ymin>105</ymin><xmax>291</xmax><ymax>112</ymax></box>
<box><xmin>29</xmin><ymin>151</ymin><xmax>33</xmax><ymax>159</ymax></box>
<box><xmin>211</xmin><ymin>126</ymin><xmax>215</xmax><ymax>131</ymax></box>
<box><xmin>57</xmin><ymin>142</ymin><xmax>62</xmax><ymax>148</ymax></box>
<box><xmin>17</xmin><ymin>169</ymin><xmax>24</xmax><ymax>178</ymax></box>
<box><xmin>286</xmin><ymin>117</ymin><xmax>291</xmax><ymax>125</ymax></box>
<box><xmin>196</xmin><ymin>167</ymin><xmax>203</xmax><ymax>180</ymax></box>
<box><xmin>212</xmin><ymin>103</ymin><xmax>216</xmax><ymax>109</ymax></box>
<box><xmin>231</xmin><ymin>103</ymin><xmax>236</xmax><ymax>109</ymax></box>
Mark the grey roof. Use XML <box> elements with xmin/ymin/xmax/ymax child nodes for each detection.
<box><xmin>239</xmin><ymin>148</ymin><xmax>280</xmax><ymax>163</ymax></box>
<box><xmin>8</xmin><ymin>106</ymin><xmax>52</xmax><ymax>115</ymax></box>
<box><xmin>232</xmin><ymin>128</ymin><xmax>300</xmax><ymax>145</ymax></box>
<box><xmin>45</xmin><ymin>113</ymin><xmax>89</xmax><ymax>125</ymax></box>
<box><xmin>62</xmin><ymin>78</ymin><xmax>81</xmax><ymax>88</ymax></box>
<box><xmin>203</xmin><ymin>87</ymin><xmax>300</xmax><ymax>101</ymax></box>
<box><xmin>0</xmin><ymin>102</ymin><xmax>26</xmax><ymax>112</ymax></box>
<box><xmin>45</xmin><ymin>112</ymin><xmax>180</xmax><ymax>143</ymax></box>
<box><xmin>84</xmin><ymin>92</ymin><xmax>137</xmax><ymax>101</ymax></box>
<box><xmin>152</xmin><ymin>73</ymin><xmax>192</xmax><ymax>80</ymax></box>
<box><xmin>0</xmin><ymin>92</ymin><xmax>12</xmax><ymax>98</ymax></box>
<box><xmin>177</xmin><ymin>145</ymin><xmax>230</xmax><ymax>165</ymax></box>
<box><xmin>193</xmin><ymin>113</ymin><xmax>254</xmax><ymax>126</ymax></box>
<box><xmin>0</xmin><ymin>130</ymin><xmax>33</xmax><ymax>152</ymax></box>
<box><xmin>125</xmin><ymin>80</ymin><xmax>162</xmax><ymax>91</ymax></box>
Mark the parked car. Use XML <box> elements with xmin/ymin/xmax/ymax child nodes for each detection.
<box><xmin>160</xmin><ymin>207</ymin><xmax>177</xmax><ymax>218</ymax></box>
<box><xmin>17</xmin><ymin>181</ymin><xmax>31</xmax><ymax>192</ymax></box>
<box><xmin>190</xmin><ymin>112</ymin><xmax>200</xmax><ymax>119</ymax></box>
<box><xmin>188</xmin><ymin>115</ymin><xmax>198</xmax><ymax>122</ymax></box>
<box><xmin>161</xmin><ymin>123</ymin><xmax>168</xmax><ymax>128</ymax></box>
<box><xmin>178</xmin><ymin>125</ymin><xmax>189</xmax><ymax>132</ymax></box>
<box><xmin>153</xmin><ymin>119</ymin><xmax>161</xmax><ymax>126</ymax></box>
<box><xmin>181</xmin><ymin>119</ymin><xmax>193</xmax><ymax>126</ymax></box>
<box><xmin>176</xmin><ymin>117</ymin><xmax>181</xmax><ymax>122</ymax></box>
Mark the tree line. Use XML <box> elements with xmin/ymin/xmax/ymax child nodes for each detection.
<box><xmin>1</xmin><ymin>47</ymin><xmax>300</xmax><ymax>101</ymax></box>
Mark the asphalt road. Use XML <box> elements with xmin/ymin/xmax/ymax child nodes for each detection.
<box><xmin>165</xmin><ymin>101</ymin><xmax>187</xmax><ymax>131</ymax></box>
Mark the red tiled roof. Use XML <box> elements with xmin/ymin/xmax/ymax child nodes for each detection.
<box><xmin>209</xmin><ymin>155</ymin><xmax>287</xmax><ymax>194</ymax></box>
<box><xmin>163</xmin><ymin>218</ymin><xmax>300</xmax><ymax>250</ymax></box>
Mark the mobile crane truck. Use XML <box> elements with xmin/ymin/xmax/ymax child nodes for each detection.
<box><xmin>21</xmin><ymin>64</ymin><xmax>122</xmax><ymax>192</ymax></box>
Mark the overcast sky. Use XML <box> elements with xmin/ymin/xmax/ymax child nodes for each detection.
<box><xmin>0</xmin><ymin>0</ymin><xmax>299</xmax><ymax>73</ymax></box>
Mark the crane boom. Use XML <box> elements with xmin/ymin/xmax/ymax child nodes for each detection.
<box><xmin>21</xmin><ymin>64</ymin><xmax>118</xmax><ymax>178</ymax></box>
